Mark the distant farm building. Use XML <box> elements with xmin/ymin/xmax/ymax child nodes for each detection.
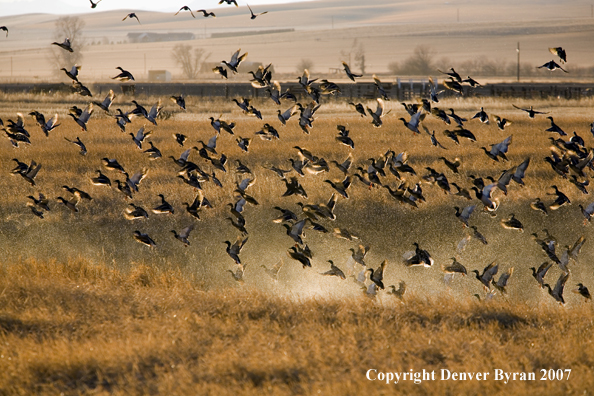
<box><xmin>148</xmin><ymin>70</ymin><xmax>172</xmax><ymax>82</ymax></box>
<box><xmin>127</xmin><ymin>32</ymin><xmax>194</xmax><ymax>43</ymax></box>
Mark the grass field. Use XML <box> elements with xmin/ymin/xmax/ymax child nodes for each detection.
<box><xmin>1</xmin><ymin>259</ymin><xmax>594</xmax><ymax>395</ymax></box>
<box><xmin>1</xmin><ymin>91</ymin><xmax>594</xmax><ymax>394</ymax></box>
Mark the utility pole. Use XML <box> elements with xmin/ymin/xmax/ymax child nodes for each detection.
<box><xmin>516</xmin><ymin>42</ymin><xmax>520</xmax><ymax>82</ymax></box>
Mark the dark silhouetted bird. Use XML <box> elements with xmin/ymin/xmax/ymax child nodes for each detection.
<box><xmin>538</xmin><ymin>60</ymin><xmax>567</xmax><ymax>72</ymax></box>
<box><xmin>320</xmin><ymin>260</ymin><xmax>346</xmax><ymax>279</ymax></box>
<box><xmin>342</xmin><ymin>61</ymin><xmax>362</xmax><ymax>81</ymax></box>
<box><xmin>52</xmin><ymin>38</ymin><xmax>73</xmax><ymax>52</ymax></box>
<box><xmin>122</xmin><ymin>13</ymin><xmax>141</xmax><ymax>24</ymax></box>
<box><xmin>247</xmin><ymin>4</ymin><xmax>268</xmax><ymax>19</ymax></box>
<box><xmin>112</xmin><ymin>66</ymin><xmax>134</xmax><ymax>82</ymax></box>
<box><xmin>175</xmin><ymin>6</ymin><xmax>195</xmax><ymax>18</ymax></box>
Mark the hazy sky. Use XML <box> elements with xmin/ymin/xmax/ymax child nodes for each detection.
<box><xmin>0</xmin><ymin>0</ymin><xmax>309</xmax><ymax>16</ymax></box>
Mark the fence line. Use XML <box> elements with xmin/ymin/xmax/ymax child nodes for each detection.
<box><xmin>0</xmin><ymin>81</ymin><xmax>592</xmax><ymax>101</ymax></box>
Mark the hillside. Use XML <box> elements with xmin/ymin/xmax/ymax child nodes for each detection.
<box><xmin>0</xmin><ymin>0</ymin><xmax>592</xmax><ymax>80</ymax></box>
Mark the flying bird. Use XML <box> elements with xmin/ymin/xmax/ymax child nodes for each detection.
<box><xmin>368</xmin><ymin>260</ymin><xmax>387</xmax><ymax>289</ymax></box>
<box><xmin>500</xmin><ymin>213</ymin><xmax>524</xmax><ymax>232</ymax></box>
<box><xmin>71</xmin><ymin>81</ymin><xmax>92</xmax><ymax>97</ymax></box>
<box><xmin>247</xmin><ymin>4</ymin><xmax>268</xmax><ymax>19</ymax></box>
<box><xmin>530</xmin><ymin>262</ymin><xmax>552</xmax><ymax>288</ymax></box>
<box><xmin>112</xmin><ymin>67</ymin><xmax>134</xmax><ymax>82</ymax></box>
<box><xmin>537</xmin><ymin>60</ymin><xmax>567</xmax><ymax>73</ymax></box>
<box><xmin>573</xmin><ymin>283</ymin><xmax>591</xmax><ymax>301</ymax></box>
<box><xmin>399</xmin><ymin>110</ymin><xmax>424</xmax><ymax>134</ymax></box>
<box><xmin>454</xmin><ymin>205</ymin><xmax>475</xmax><ymax>227</ymax></box>
<box><xmin>170</xmin><ymin>95</ymin><xmax>186</xmax><ymax>110</ymax></box>
<box><xmin>64</xmin><ymin>136</ymin><xmax>87</xmax><ymax>155</ymax></box>
<box><xmin>0</xmin><ymin>26</ymin><xmax>8</xmax><ymax>37</ymax></box>
<box><xmin>175</xmin><ymin>6</ymin><xmax>195</xmax><ymax>18</ymax></box>
<box><xmin>69</xmin><ymin>103</ymin><xmax>93</xmax><ymax>131</ymax></box>
<box><xmin>197</xmin><ymin>9</ymin><xmax>216</xmax><ymax>18</ymax></box>
<box><xmin>320</xmin><ymin>260</ymin><xmax>346</xmax><ymax>280</ymax></box>
<box><xmin>481</xmin><ymin>135</ymin><xmax>512</xmax><ymax>162</ymax></box>
<box><xmin>438</xmin><ymin>67</ymin><xmax>462</xmax><ymax>82</ymax></box>
<box><xmin>471</xmin><ymin>107</ymin><xmax>489</xmax><ymax>124</ymax></box>
<box><xmin>171</xmin><ymin>225</ymin><xmax>195</xmax><ymax>246</ymax></box>
<box><xmin>133</xmin><ymin>231</ymin><xmax>156</xmax><ymax>248</ymax></box>
<box><xmin>52</xmin><ymin>38</ymin><xmax>73</xmax><ymax>52</ymax></box>
<box><xmin>89</xmin><ymin>0</ymin><xmax>101</xmax><ymax>8</ymax></box>
<box><xmin>222</xmin><ymin>49</ymin><xmax>248</xmax><ymax>74</ymax></box>
<box><xmin>472</xmin><ymin>261</ymin><xmax>498</xmax><ymax>291</ymax></box>
<box><xmin>19</xmin><ymin>160</ymin><xmax>42</xmax><ymax>186</ymax></box>
<box><xmin>512</xmin><ymin>104</ymin><xmax>549</xmax><ymax>118</ymax></box>
<box><xmin>544</xmin><ymin>272</ymin><xmax>569</xmax><ymax>304</ymax></box>
<box><xmin>212</xmin><ymin>65</ymin><xmax>228</xmax><ymax>79</ymax></box>
<box><xmin>122</xmin><ymin>13</ymin><xmax>141</xmax><ymax>24</ymax></box>
<box><xmin>367</xmin><ymin>98</ymin><xmax>387</xmax><ymax>127</ymax></box>
<box><xmin>61</xmin><ymin>65</ymin><xmax>80</xmax><ymax>81</ymax></box>
<box><xmin>403</xmin><ymin>243</ymin><xmax>434</xmax><ymax>267</ymax></box>
<box><xmin>342</xmin><ymin>61</ymin><xmax>362</xmax><ymax>81</ymax></box>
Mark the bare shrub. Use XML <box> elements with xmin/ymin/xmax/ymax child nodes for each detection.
<box><xmin>296</xmin><ymin>58</ymin><xmax>314</xmax><ymax>73</ymax></box>
<box><xmin>392</xmin><ymin>45</ymin><xmax>437</xmax><ymax>75</ymax></box>
<box><xmin>171</xmin><ymin>44</ymin><xmax>210</xmax><ymax>79</ymax></box>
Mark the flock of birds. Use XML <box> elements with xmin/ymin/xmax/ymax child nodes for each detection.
<box><xmin>1</xmin><ymin>3</ymin><xmax>593</xmax><ymax>305</ymax></box>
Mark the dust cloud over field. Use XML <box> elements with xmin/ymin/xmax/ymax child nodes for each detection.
<box><xmin>0</xmin><ymin>93</ymin><xmax>593</xmax><ymax>306</ymax></box>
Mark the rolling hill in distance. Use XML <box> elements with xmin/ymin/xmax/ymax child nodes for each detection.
<box><xmin>0</xmin><ymin>0</ymin><xmax>592</xmax><ymax>80</ymax></box>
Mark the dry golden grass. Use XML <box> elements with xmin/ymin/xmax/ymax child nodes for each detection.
<box><xmin>1</xmin><ymin>95</ymin><xmax>594</xmax><ymax>295</ymax></box>
<box><xmin>1</xmin><ymin>94</ymin><xmax>594</xmax><ymax>393</ymax></box>
<box><xmin>1</xmin><ymin>258</ymin><xmax>593</xmax><ymax>395</ymax></box>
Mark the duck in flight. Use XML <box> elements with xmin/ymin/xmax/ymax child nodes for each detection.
<box><xmin>573</xmin><ymin>283</ymin><xmax>591</xmax><ymax>301</ymax></box>
<box><xmin>64</xmin><ymin>136</ymin><xmax>87</xmax><ymax>155</ymax></box>
<box><xmin>544</xmin><ymin>272</ymin><xmax>569</xmax><ymax>304</ymax></box>
<box><xmin>122</xmin><ymin>13</ymin><xmax>141</xmax><ymax>24</ymax></box>
<box><xmin>175</xmin><ymin>6</ymin><xmax>195</xmax><ymax>18</ymax></box>
<box><xmin>52</xmin><ymin>38</ymin><xmax>73</xmax><ymax>52</ymax></box>
<box><xmin>171</xmin><ymin>225</ymin><xmax>194</xmax><ymax>246</ymax></box>
<box><xmin>247</xmin><ymin>4</ymin><xmax>268</xmax><ymax>19</ymax></box>
<box><xmin>0</xmin><ymin>26</ymin><xmax>8</xmax><ymax>37</ymax></box>
<box><xmin>472</xmin><ymin>261</ymin><xmax>498</xmax><ymax>291</ymax></box>
<box><xmin>89</xmin><ymin>0</ymin><xmax>101</xmax><ymax>8</ymax></box>
<box><xmin>512</xmin><ymin>104</ymin><xmax>548</xmax><ymax>118</ymax></box>
<box><xmin>112</xmin><ymin>67</ymin><xmax>134</xmax><ymax>82</ymax></box>
<box><xmin>133</xmin><ymin>231</ymin><xmax>156</xmax><ymax>248</ymax></box>
<box><xmin>320</xmin><ymin>260</ymin><xmax>346</xmax><ymax>279</ymax></box>
<box><xmin>342</xmin><ymin>61</ymin><xmax>362</xmax><ymax>81</ymax></box>
<box><xmin>438</xmin><ymin>67</ymin><xmax>462</xmax><ymax>82</ymax></box>
<box><xmin>222</xmin><ymin>49</ymin><xmax>248</xmax><ymax>74</ymax></box>
<box><xmin>538</xmin><ymin>60</ymin><xmax>567</xmax><ymax>73</ymax></box>
<box><xmin>197</xmin><ymin>9</ymin><xmax>216</xmax><ymax>18</ymax></box>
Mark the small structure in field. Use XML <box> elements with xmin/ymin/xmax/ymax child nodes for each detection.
<box><xmin>148</xmin><ymin>70</ymin><xmax>172</xmax><ymax>82</ymax></box>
